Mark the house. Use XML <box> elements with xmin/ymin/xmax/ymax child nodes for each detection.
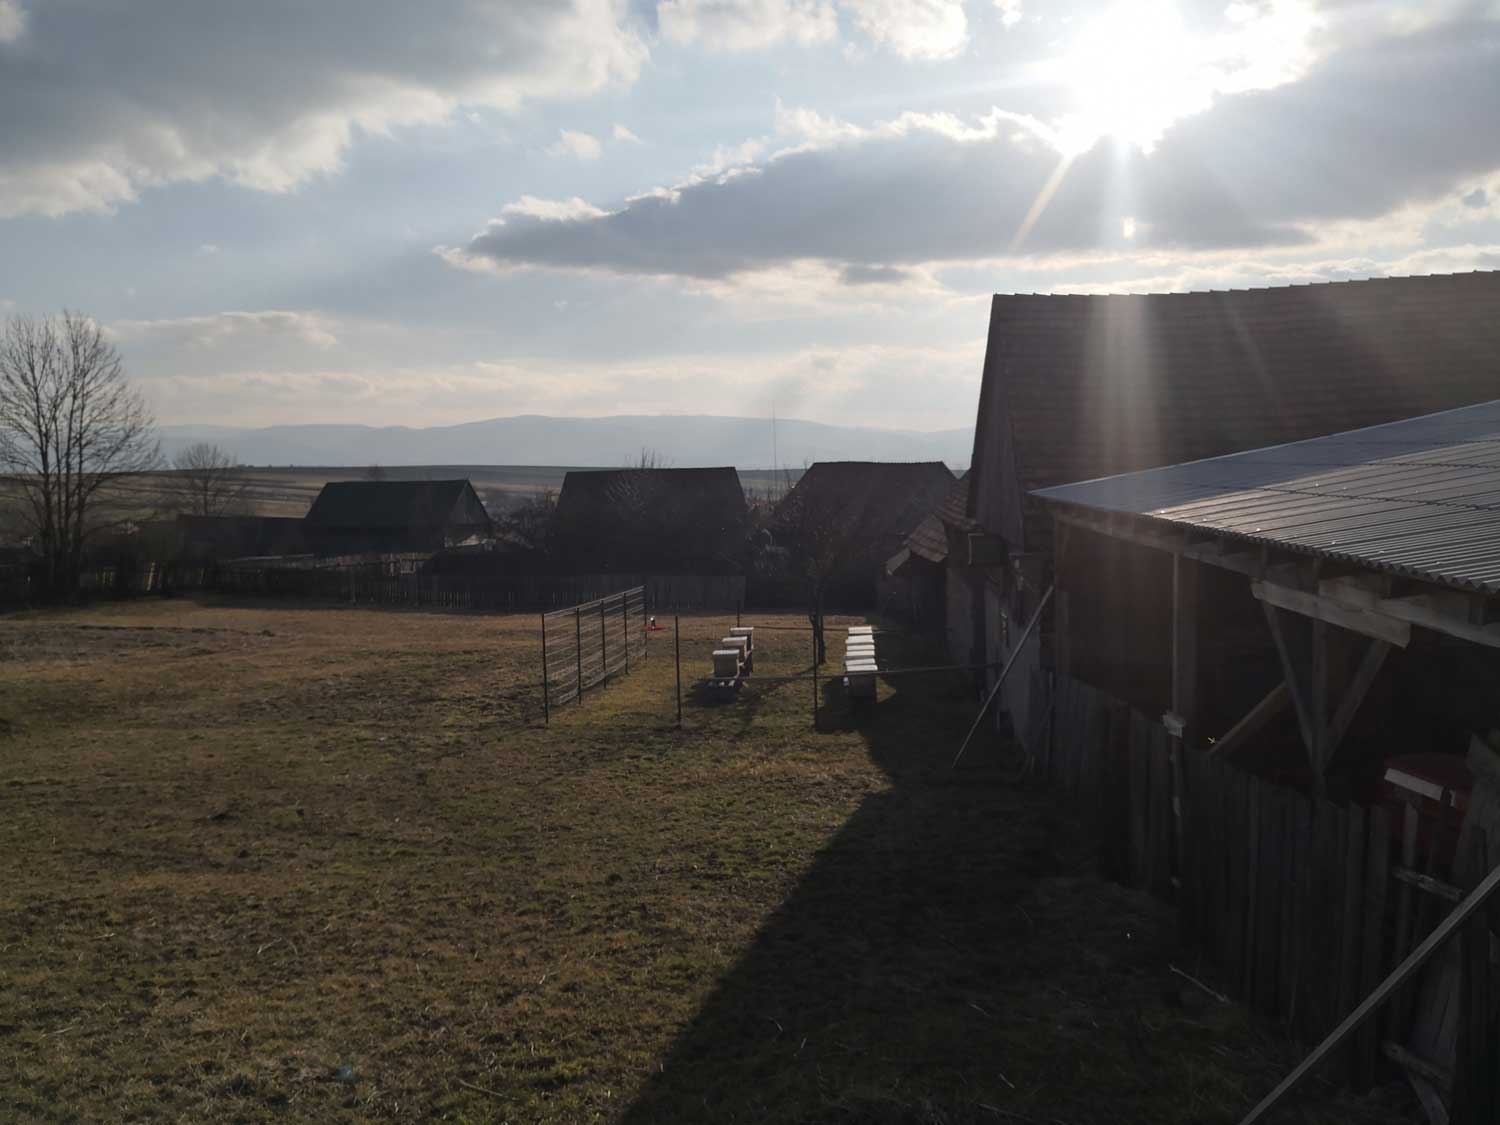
<box><xmin>965</xmin><ymin>271</ymin><xmax>1500</xmax><ymax>744</ymax></box>
<box><xmin>773</xmin><ymin>460</ymin><xmax>955</xmax><ymax>609</ymax></box>
<box><xmin>173</xmin><ymin>514</ymin><xmax>309</xmax><ymax>561</ymax></box>
<box><xmin>551</xmin><ymin>466</ymin><xmax>748</xmax><ymax>574</ymax></box>
<box><xmin>304</xmin><ymin>479</ymin><xmax>492</xmax><ymax>556</ymax></box>
<box><xmin>885</xmin><ymin>472</ymin><xmax>976</xmax><ymax>649</ymax></box>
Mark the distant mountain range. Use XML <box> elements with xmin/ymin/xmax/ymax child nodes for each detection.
<box><xmin>160</xmin><ymin>414</ymin><xmax>974</xmax><ymax>469</ymax></box>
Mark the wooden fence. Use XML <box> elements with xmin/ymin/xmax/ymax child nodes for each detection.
<box><xmin>214</xmin><ymin>561</ymin><xmax>746</xmax><ymax>612</ymax></box>
<box><xmin>1038</xmin><ymin>670</ymin><xmax>1497</xmax><ymax>1113</ymax></box>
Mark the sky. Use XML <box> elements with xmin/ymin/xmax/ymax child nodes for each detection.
<box><xmin>2</xmin><ymin>0</ymin><xmax>1499</xmax><ymax>433</ymax></box>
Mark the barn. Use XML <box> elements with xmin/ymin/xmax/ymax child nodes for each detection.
<box><xmin>304</xmin><ymin>479</ymin><xmax>492</xmax><ymax>556</ymax></box>
<box><xmin>963</xmin><ymin>271</ymin><xmax>1500</xmax><ymax>745</ymax></box>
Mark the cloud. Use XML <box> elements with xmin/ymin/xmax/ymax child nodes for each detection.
<box><xmin>612</xmin><ymin>123</ymin><xmax>643</xmax><ymax>144</ymax></box>
<box><xmin>994</xmin><ymin>0</ymin><xmax>1021</xmax><ymax>29</ymax></box>
<box><xmin>445</xmin><ymin>13</ymin><xmax>1500</xmax><ymax>280</ymax></box>
<box><xmin>110</xmin><ymin>310</ymin><xmax>340</xmax><ymax>352</ymax></box>
<box><xmin>0</xmin><ymin>0</ymin><xmax>645</xmax><ymax>217</ymax></box>
<box><xmin>841</xmin><ymin>0</ymin><xmax>968</xmax><ymax>60</ymax></box>
<box><xmin>657</xmin><ymin>0</ymin><xmax>837</xmax><ymax>51</ymax></box>
<box><xmin>548</xmin><ymin>129</ymin><xmax>604</xmax><ymax>160</ymax></box>
<box><xmin>0</xmin><ymin>0</ymin><xmax>24</xmax><ymax>43</ymax></box>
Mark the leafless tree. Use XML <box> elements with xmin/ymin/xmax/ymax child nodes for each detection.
<box><xmin>172</xmin><ymin>441</ymin><xmax>250</xmax><ymax>517</ymax></box>
<box><xmin>499</xmin><ymin>489</ymin><xmax>558</xmax><ymax>553</ymax></box>
<box><xmin>0</xmin><ymin>311</ymin><xmax>159</xmax><ymax>598</ymax></box>
<box><xmin>772</xmin><ymin>466</ymin><xmax>863</xmax><ymax>665</ymax></box>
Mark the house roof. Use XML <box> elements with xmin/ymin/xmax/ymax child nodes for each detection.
<box><xmin>1031</xmin><ymin>400</ymin><xmax>1500</xmax><ymax>595</ymax></box>
<box><xmin>776</xmin><ymin>461</ymin><xmax>955</xmax><ymax>545</ymax></box>
<box><xmin>555</xmin><ymin>466</ymin><xmax>747</xmax><ymax>526</ymax></box>
<box><xmin>970</xmin><ymin>271</ymin><xmax>1500</xmax><ymax>548</ymax></box>
<box><xmin>305</xmin><ymin>479</ymin><xmax>486</xmax><ymax>529</ymax></box>
<box><xmin>904</xmin><ymin>472</ymin><xmax>973</xmax><ymax>565</ymax></box>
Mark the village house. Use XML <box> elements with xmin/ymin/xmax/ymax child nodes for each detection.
<box><xmin>551</xmin><ymin>466</ymin><xmax>749</xmax><ymax>574</ymax></box>
<box><xmin>961</xmin><ymin>271</ymin><xmax>1500</xmax><ymax>745</ymax></box>
<box><xmin>303</xmin><ymin>479</ymin><xmax>492</xmax><ymax>556</ymax></box>
<box><xmin>772</xmin><ymin>460</ymin><xmax>954</xmax><ymax>610</ymax></box>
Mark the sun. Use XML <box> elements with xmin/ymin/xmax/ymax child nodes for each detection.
<box><xmin>1050</xmin><ymin>1</ymin><xmax>1316</xmax><ymax>157</ymax></box>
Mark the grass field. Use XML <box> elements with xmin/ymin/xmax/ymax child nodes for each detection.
<box><xmin>0</xmin><ymin>598</ymin><xmax>1417</xmax><ymax>1123</ymax></box>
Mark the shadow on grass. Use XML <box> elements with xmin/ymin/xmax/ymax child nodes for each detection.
<box><xmin>620</xmin><ymin>645</ymin><xmax>1091</xmax><ymax>1124</ymax></box>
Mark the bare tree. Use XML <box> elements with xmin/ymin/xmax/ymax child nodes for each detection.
<box><xmin>0</xmin><ymin>312</ymin><xmax>159</xmax><ymax>599</ymax></box>
<box><xmin>172</xmin><ymin>441</ymin><xmax>249</xmax><ymax>517</ymax></box>
<box><xmin>499</xmin><ymin>489</ymin><xmax>558</xmax><ymax>553</ymax></box>
<box><xmin>771</xmin><ymin>466</ymin><xmax>863</xmax><ymax>665</ymax></box>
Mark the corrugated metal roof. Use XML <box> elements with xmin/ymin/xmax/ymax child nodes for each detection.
<box><xmin>1030</xmin><ymin>400</ymin><xmax>1500</xmax><ymax>594</ymax></box>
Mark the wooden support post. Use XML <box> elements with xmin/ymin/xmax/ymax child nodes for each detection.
<box><xmin>1207</xmin><ymin>682</ymin><xmax>1290</xmax><ymax>760</ymax></box>
<box><xmin>540</xmin><ymin>613</ymin><xmax>550</xmax><ymax>725</ymax></box>
<box><xmin>1311</xmin><ymin>617</ymin><xmax>1328</xmax><ymax>794</ymax></box>
<box><xmin>1323</xmin><ymin>638</ymin><xmax>1391</xmax><ymax>768</ymax></box>
<box><xmin>575</xmin><ymin>607</ymin><xmax>583</xmax><ymax>705</ymax></box>
<box><xmin>674</xmin><ymin>614</ymin><xmax>682</xmax><ymax>727</ymax></box>
<box><xmin>1260</xmin><ymin>601</ymin><xmax>1316</xmax><ymax>757</ymax></box>
<box><xmin>1170</xmin><ymin>554</ymin><xmax>1199</xmax><ymax>894</ymax></box>
<box><xmin>1455</xmin><ymin>829</ymin><xmax>1496</xmax><ymax>1124</ymax></box>
<box><xmin>622</xmin><ymin>596</ymin><xmax>629</xmax><ymax>675</ymax></box>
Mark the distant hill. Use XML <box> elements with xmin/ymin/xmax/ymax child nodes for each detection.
<box><xmin>159</xmin><ymin>414</ymin><xmax>973</xmax><ymax>469</ymax></box>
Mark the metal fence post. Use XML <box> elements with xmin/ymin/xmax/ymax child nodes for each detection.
<box><xmin>540</xmin><ymin>612</ymin><xmax>550</xmax><ymax>725</ymax></box>
<box><xmin>675</xmin><ymin>614</ymin><xmax>682</xmax><ymax>728</ymax></box>
<box><xmin>575</xmin><ymin>607</ymin><xmax>583</xmax><ymax>706</ymax></box>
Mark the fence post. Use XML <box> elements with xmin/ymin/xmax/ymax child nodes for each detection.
<box><xmin>622</xmin><ymin>595</ymin><xmax>629</xmax><ymax>675</ymax></box>
<box><xmin>541</xmin><ymin>613</ymin><xmax>550</xmax><ymax>725</ymax></box>
<box><xmin>575</xmin><ymin>607</ymin><xmax>583</xmax><ymax>705</ymax></box>
<box><xmin>737</xmin><ymin>599</ymin><xmax>741</xmax><ymax>627</ymax></box>
<box><xmin>675</xmin><ymin>614</ymin><xmax>682</xmax><ymax>728</ymax></box>
<box><xmin>600</xmin><ymin>600</ymin><xmax>608</xmax><ymax>681</ymax></box>
<box><xmin>811</xmin><ymin>624</ymin><xmax>818</xmax><ymax>731</ymax></box>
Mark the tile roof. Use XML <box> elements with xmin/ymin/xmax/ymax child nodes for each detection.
<box><xmin>971</xmin><ymin>271</ymin><xmax>1500</xmax><ymax>548</ymax></box>
<box><xmin>1031</xmin><ymin>400</ymin><xmax>1500</xmax><ymax>594</ymax></box>
<box><xmin>305</xmin><ymin>479</ymin><xmax>487</xmax><ymax>529</ymax></box>
<box><xmin>555</xmin><ymin>467</ymin><xmax>746</xmax><ymax>526</ymax></box>
<box><xmin>774</xmin><ymin>461</ymin><xmax>955</xmax><ymax>545</ymax></box>
<box><xmin>905</xmin><ymin>472</ymin><xmax>972</xmax><ymax>564</ymax></box>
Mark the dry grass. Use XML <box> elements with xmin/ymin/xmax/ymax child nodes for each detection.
<box><xmin>0</xmin><ymin>598</ymin><xmax>1417</xmax><ymax>1123</ymax></box>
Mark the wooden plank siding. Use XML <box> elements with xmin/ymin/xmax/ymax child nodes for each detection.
<box><xmin>1031</xmin><ymin>669</ymin><xmax>1497</xmax><ymax>1111</ymax></box>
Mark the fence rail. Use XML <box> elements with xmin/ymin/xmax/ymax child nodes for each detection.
<box><xmin>1038</xmin><ymin>670</ymin><xmax>1496</xmax><ymax>1113</ymax></box>
<box><xmin>542</xmin><ymin>586</ymin><xmax>647</xmax><ymax>711</ymax></box>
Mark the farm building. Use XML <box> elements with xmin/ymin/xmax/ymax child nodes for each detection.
<box><xmin>965</xmin><ymin>271</ymin><xmax>1500</xmax><ymax>744</ymax></box>
<box><xmin>773</xmin><ymin>460</ymin><xmax>955</xmax><ymax>610</ymax></box>
<box><xmin>551</xmin><ymin>466</ymin><xmax>748</xmax><ymax>574</ymax></box>
<box><xmin>1028</xmin><ymin>400</ymin><xmax>1500</xmax><ymax>1110</ymax></box>
<box><xmin>304</xmin><ymin>479</ymin><xmax>492</xmax><ymax>556</ymax></box>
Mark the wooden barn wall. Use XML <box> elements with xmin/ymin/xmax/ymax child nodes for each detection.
<box><xmin>1056</xmin><ymin>523</ymin><xmax>1173</xmax><ymax>715</ymax></box>
<box><xmin>1035</xmin><ymin>669</ymin><xmax>1500</xmax><ymax>1116</ymax></box>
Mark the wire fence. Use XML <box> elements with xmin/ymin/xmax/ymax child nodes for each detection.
<box><xmin>542</xmin><ymin>586</ymin><xmax>648</xmax><ymax>715</ymax></box>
